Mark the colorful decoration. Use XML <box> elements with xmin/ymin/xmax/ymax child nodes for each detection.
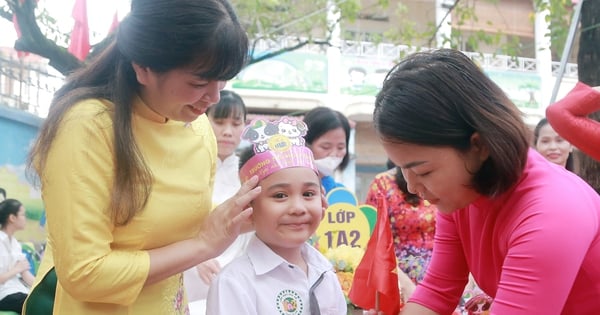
<box><xmin>239</xmin><ymin>117</ymin><xmax>317</xmax><ymax>182</ymax></box>
<box><xmin>314</xmin><ymin>187</ymin><xmax>376</xmax><ymax>251</ymax></box>
<box><xmin>309</xmin><ymin>187</ymin><xmax>377</xmax><ymax>310</ymax></box>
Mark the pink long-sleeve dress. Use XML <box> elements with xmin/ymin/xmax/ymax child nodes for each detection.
<box><xmin>410</xmin><ymin>149</ymin><xmax>600</xmax><ymax>315</ymax></box>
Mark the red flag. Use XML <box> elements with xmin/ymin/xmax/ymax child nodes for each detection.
<box><xmin>68</xmin><ymin>0</ymin><xmax>90</xmax><ymax>61</ymax></box>
<box><xmin>12</xmin><ymin>14</ymin><xmax>29</xmax><ymax>58</ymax></box>
<box><xmin>108</xmin><ymin>10</ymin><xmax>119</xmax><ymax>35</ymax></box>
<box><xmin>349</xmin><ymin>194</ymin><xmax>400</xmax><ymax>315</ymax></box>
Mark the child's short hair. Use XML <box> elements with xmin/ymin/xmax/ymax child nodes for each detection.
<box><xmin>238</xmin><ymin>146</ymin><xmax>256</xmax><ymax>171</ymax></box>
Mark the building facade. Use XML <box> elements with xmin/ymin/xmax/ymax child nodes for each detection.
<box><xmin>1</xmin><ymin>0</ymin><xmax>580</xmax><ymax>200</ymax></box>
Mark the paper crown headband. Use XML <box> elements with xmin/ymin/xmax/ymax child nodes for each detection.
<box><xmin>239</xmin><ymin>116</ymin><xmax>318</xmax><ymax>182</ymax></box>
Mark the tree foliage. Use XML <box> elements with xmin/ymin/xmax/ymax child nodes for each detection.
<box><xmin>0</xmin><ymin>0</ymin><xmax>589</xmax><ymax>75</ymax></box>
<box><xmin>2</xmin><ymin>0</ymin><xmax>599</xmax><ymax>191</ymax></box>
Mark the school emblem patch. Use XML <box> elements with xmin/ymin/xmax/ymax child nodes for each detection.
<box><xmin>276</xmin><ymin>289</ymin><xmax>304</xmax><ymax>315</ymax></box>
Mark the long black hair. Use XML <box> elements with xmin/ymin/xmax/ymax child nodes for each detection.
<box><xmin>29</xmin><ymin>0</ymin><xmax>249</xmax><ymax>225</ymax></box>
<box><xmin>0</xmin><ymin>199</ymin><xmax>22</xmax><ymax>227</ymax></box>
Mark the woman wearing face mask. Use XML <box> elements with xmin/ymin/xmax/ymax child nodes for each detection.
<box><xmin>533</xmin><ymin>118</ymin><xmax>574</xmax><ymax>171</ymax></box>
<box><xmin>303</xmin><ymin>107</ymin><xmax>351</xmax><ymax>194</ymax></box>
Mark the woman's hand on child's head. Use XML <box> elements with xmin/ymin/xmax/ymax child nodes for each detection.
<box><xmin>196</xmin><ymin>258</ymin><xmax>221</xmax><ymax>285</ymax></box>
<box><xmin>199</xmin><ymin>175</ymin><xmax>261</xmax><ymax>257</ymax></box>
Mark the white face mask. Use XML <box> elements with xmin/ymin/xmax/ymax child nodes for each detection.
<box><xmin>314</xmin><ymin>156</ymin><xmax>343</xmax><ymax>177</ymax></box>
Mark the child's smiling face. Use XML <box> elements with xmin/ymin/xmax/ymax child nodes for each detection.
<box><xmin>251</xmin><ymin>167</ymin><xmax>323</xmax><ymax>255</ymax></box>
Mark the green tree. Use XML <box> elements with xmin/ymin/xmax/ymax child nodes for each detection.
<box><xmin>0</xmin><ymin>0</ymin><xmax>595</xmax><ymax>77</ymax></box>
<box><xmin>1</xmin><ymin>0</ymin><xmax>375</xmax><ymax>75</ymax></box>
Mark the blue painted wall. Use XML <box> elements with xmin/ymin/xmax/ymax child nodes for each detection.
<box><xmin>0</xmin><ymin>104</ymin><xmax>45</xmax><ymax>246</ymax></box>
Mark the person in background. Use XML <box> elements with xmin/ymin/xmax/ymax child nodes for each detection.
<box><xmin>546</xmin><ymin>82</ymin><xmax>600</xmax><ymax>162</ymax></box>
<box><xmin>23</xmin><ymin>1</ymin><xmax>261</xmax><ymax>314</ymax></box>
<box><xmin>365</xmin><ymin>162</ymin><xmax>488</xmax><ymax>314</ymax></box>
<box><xmin>364</xmin><ymin>161</ymin><xmax>436</xmax><ymax>305</ymax></box>
<box><xmin>0</xmin><ymin>199</ymin><xmax>34</xmax><ymax>314</ymax></box>
<box><xmin>533</xmin><ymin>118</ymin><xmax>574</xmax><ymax>171</ymax></box>
<box><xmin>185</xmin><ymin>90</ymin><xmax>251</xmax><ymax>314</ymax></box>
<box><xmin>207</xmin><ymin>117</ymin><xmax>346</xmax><ymax>314</ymax></box>
<box><xmin>371</xmin><ymin>49</ymin><xmax>600</xmax><ymax>314</ymax></box>
<box><xmin>303</xmin><ymin>107</ymin><xmax>351</xmax><ymax>194</ymax></box>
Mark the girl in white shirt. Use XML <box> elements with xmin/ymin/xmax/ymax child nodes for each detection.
<box><xmin>0</xmin><ymin>199</ymin><xmax>35</xmax><ymax>314</ymax></box>
<box><xmin>185</xmin><ymin>90</ymin><xmax>250</xmax><ymax>314</ymax></box>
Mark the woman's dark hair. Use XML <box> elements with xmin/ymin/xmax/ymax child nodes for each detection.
<box><xmin>0</xmin><ymin>199</ymin><xmax>22</xmax><ymax>227</ymax></box>
<box><xmin>28</xmin><ymin>0</ymin><xmax>249</xmax><ymax>225</ymax></box>
<box><xmin>385</xmin><ymin>160</ymin><xmax>420</xmax><ymax>206</ymax></box>
<box><xmin>394</xmin><ymin>168</ymin><xmax>421</xmax><ymax>207</ymax></box>
<box><xmin>374</xmin><ymin>49</ymin><xmax>530</xmax><ymax>197</ymax></box>
<box><xmin>207</xmin><ymin>90</ymin><xmax>247</xmax><ymax>121</ymax></box>
<box><xmin>533</xmin><ymin>118</ymin><xmax>574</xmax><ymax>171</ymax></box>
<box><xmin>303</xmin><ymin>107</ymin><xmax>351</xmax><ymax>171</ymax></box>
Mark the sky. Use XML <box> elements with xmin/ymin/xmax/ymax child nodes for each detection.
<box><xmin>1</xmin><ymin>0</ymin><xmax>130</xmax><ymax>47</ymax></box>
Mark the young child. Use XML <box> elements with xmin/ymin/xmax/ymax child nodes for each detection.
<box><xmin>206</xmin><ymin>117</ymin><xmax>347</xmax><ymax>314</ymax></box>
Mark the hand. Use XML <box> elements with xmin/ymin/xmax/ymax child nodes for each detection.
<box><xmin>199</xmin><ymin>176</ymin><xmax>261</xmax><ymax>257</ymax></box>
<box><xmin>196</xmin><ymin>259</ymin><xmax>221</xmax><ymax>285</ymax></box>
<box><xmin>397</xmin><ymin>268</ymin><xmax>415</xmax><ymax>303</ymax></box>
<box><xmin>13</xmin><ymin>260</ymin><xmax>31</xmax><ymax>274</ymax></box>
<box><xmin>464</xmin><ymin>293</ymin><xmax>493</xmax><ymax>315</ymax></box>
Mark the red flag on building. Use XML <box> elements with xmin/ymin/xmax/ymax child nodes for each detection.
<box><xmin>68</xmin><ymin>0</ymin><xmax>90</xmax><ymax>61</ymax></box>
<box><xmin>349</xmin><ymin>194</ymin><xmax>400</xmax><ymax>315</ymax></box>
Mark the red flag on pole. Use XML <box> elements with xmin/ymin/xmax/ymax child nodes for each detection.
<box><xmin>349</xmin><ymin>194</ymin><xmax>401</xmax><ymax>315</ymax></box>
<box><xmin>68</xmin><ymin>0</ymin><xmax>90</xmax><ymax>61</ymax></box>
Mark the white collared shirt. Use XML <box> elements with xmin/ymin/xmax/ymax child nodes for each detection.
<box><xmin>212</xmin><ymin>154</ymin><xmax>241</xmax><ymax>206</ymax></box>
<box><xmin>0</xmin><ymin>231</ymin><xmax>29</xmax><ymax>301</ymax></box>
<box><xmin>206</xmin><ymin>234</ymin><xmax>347</xmax><ymax>315</ymax></box>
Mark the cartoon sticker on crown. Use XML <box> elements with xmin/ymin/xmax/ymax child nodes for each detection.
<box><xmin>241</xmin><ymin>119</ymin><xmax>280</xmax><ymax>153</ymax></box>
<box><xmin>239</xmin><ymin>116</ymin><xmax>318</xmax><ymax>182</ymax></box>
<box><xmin>242</xmin><ymin>117</ymin><xmax>308</xmax><ymax>153</ymax></box>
